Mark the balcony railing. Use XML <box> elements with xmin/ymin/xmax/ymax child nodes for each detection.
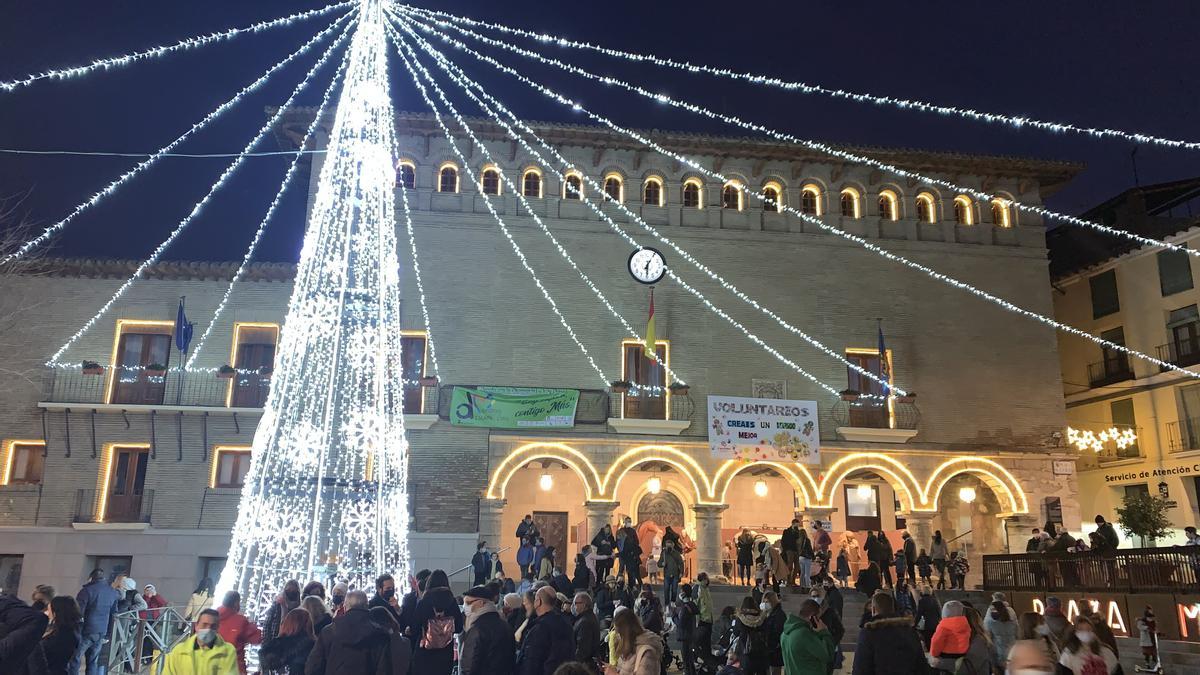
<box><xmin>1156</xmin><ymin>336</ymin><xmax>1200</xmax><ymax>369</ymax></box>
<box><xmin>983</xmin><ymin>547</ymin><xmax>1200</xmax><ymax>594</ymax></box>
<box><xmin>74</xmin><ymin>489</ymin><xmax>155</xmax><ymax>524</ymax></box>
<box><xmin>608</xmin><ymin>390</ymin><xmax>696</xmax><ymax>424</ymax></box>
<box><xmin>1167</xmin><ymin>418</ymin><xmax>1200</xmax><ymax>452</ymax></box>
<box><xmin>830</xmin><ymin>396</ymin><xmax>920</xmax><ymax>430</ymax></box>
<box><xmin>1087</xmin><ymin>356</ymin><xmax>1134</xmax><ymax>387</ymax></box>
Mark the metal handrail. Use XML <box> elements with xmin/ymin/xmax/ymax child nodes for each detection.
<box><xmin>107</xmin><ymin>605</ymin><xmax>193</xmax><ymax>675</ymax></box>
<box><xmin>983</xmin><ymin>546</ymin><xmax>1200</xmax><ymax>594</ymax></box>
<box><xmin>448</xmin><ymin>546</ymin><xmax>512</xmax><ymax>578</ymax></box>
<box><xmin>947</xmin><ymin>529</ymin><xmax>974</xmax><ymax>545</ymax></box>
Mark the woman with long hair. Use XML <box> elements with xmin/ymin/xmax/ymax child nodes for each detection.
<box><xmin>40</xmin><ymin>595</ymin><xmax>83</xmax><ymax>675</ymax></box>
<box><xmin>603</xmin><ymin>607</ymin><xmax>662</xmax><ymax>675</ymax></box>
<box><xmin>184</xmin><ymin>577</ymin><xmax>213</xmax><ymax>621</ymax></box>
<box><xmin>258</xmin><ymin>608</ymin><xmax>315</xmax><ymax>674</ymax></box>
<box><xmin>412</xmin><ymin>569</ymin><xmax>464</xmax><ymax>675</ymax></box>
<box><xmin>962</xmin><ymin>606</ymin><xmax>995</xmax><ymax>675</ymax></box>
<box><xmin>1059</xmin><ymin>617</ymin><xmax>1117</xmax><ymax>674</ymax></box>
<box><xmin>731</xmin><ymin>595</ymin><xmax>769</xmax><ymax>675</ymax></box>
<box><xmin>930</xmin><ymin>530</ymin><xmax>949</xmax><ymax>590</ymax></box>
<box><xmin>1017</xmin><ymin>611</ymin><xmax>1060</xmax><ymax>663</ymax></box>
<box><xmin>302</xmin><ymin>595</ymin><xmax>332</xmax><ymax>635</ymax></box>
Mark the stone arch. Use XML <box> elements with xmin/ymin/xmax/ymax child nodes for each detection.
<box><xmin>600</xmin><ymin>445</ymin><xmax>713</xmax><ymax>504</ymax></box>
<box><xmin>814</xmin><ymin>453</ymin><xmax>922</xmax><ymax>512</ymax></box>
<box><xmin>922</xmin><ymin>457</ymin><xmax>1027</xmax><ymax>515</ymax></box>
<box><xmin>637</xmin><ymin>489</ymin><xmax>687</xmax><ymax>531</ymax></box>
<box><xmin>485</xmin><ymin>442</ymin><xmax>603</xmax><ymax>500</ymax></box>
<box><xmin>711</xmin><ymin>460</ymin><xmax>816</xmax><ymax>506</ymax></box>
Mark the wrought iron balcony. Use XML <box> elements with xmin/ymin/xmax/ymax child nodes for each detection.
<box><xmin>1156</xmin><ymin>337</ymin><xmax>1200</xmax><ymax>369</ymax></box>
<box><xmin>830</xmin><ymin>395</ymin><xmax>920</xmax><ymax>430</ymax></box>
<box><xmin>607</xmin><ymin>389</ymin><xmax>696</xmax><ymax>424</ymax></box>
<box><xmin>1086</xmin><ymin>356</ymin><xmax>1134</xmax><ymax>387</ymax></box>
<box><xmin>1167</xmin><ymin>418</ymin><xmax>1200</xmax><ymax>453</ymax></box>
<box><xmin>73</xmin><ymin>488</ymin><xmax>155</xmax><ymax>524</ymax></box>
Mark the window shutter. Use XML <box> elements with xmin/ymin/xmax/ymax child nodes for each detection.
<box><xmin>1090</xmin><ymin>270</ymin><xmax>1120</xmax><ymax>319</ymax></box>
<box><xmin>1158</xmin><ymin>247</ymin><xmax>1194</xmax><ymax>296</ymax></box>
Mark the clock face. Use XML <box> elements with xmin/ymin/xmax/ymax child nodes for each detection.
<box><xmin>628</xmin><ymin>247</ymin><xmax>666</xmax><ymax>285</ymax></box>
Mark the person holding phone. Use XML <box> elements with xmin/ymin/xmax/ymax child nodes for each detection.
<box><xmin>780</xmin><ymin>599</ymin><xmax>835</xmax><ymax>675</ymax></box>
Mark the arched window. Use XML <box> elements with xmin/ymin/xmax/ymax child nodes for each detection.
<box><xmin>800</xmin><ymin>184</ymin><xmax>821</xmax><ymax>215</ymax></box>
<box><xmin>604</xmin><ymin>174</ymin><xmax>624</xmax><ymax>203</ymax></box>
<box><xmin>954</xmin><ymin>196</ymin><xmax>974</xmax><ymax>225</ymax></box>
<box><xmin>915</xmin><ymin>192</ymin><xmax>936</xmax><ymax>223</ymax></box>
<box><xmin>721</xmin><ymin>183</ymin><xmax>742</xmax><ymax>210</ymax></box>
<box><xmin>682</xmin><ymin>179</ymin><xmax>703</xmax><ymax>208</ymax></box>
<box><xmin>480</xmin><ymin>167</ymin><xmax>502</xmax><ymax>195</ymax></box>
<box><xmin>840</xmin><ymin>188</ymin><xmax>861</xmax><ymax>218</ymax></box>
<box><xmin>523</xmin><ymin>169</ymin><xmax>542</xmax><ymax>198</ymax></box>
<box><xmin>643</xmin><ymin>177</ymin><xmax>663</xmax><ymax>206</ymax></box>
<box><xmin>878</xmin><ymin>189</ymin><xmax>899</xmax><ymax>221</ymax></box>
<box><xmin>563</xmin><ymin>172</ymin><xmax>583</xmax><ymax>200</ymax></box>
<box><xmin>762</xmin><ymin>182</ymin><xmax>783</xmax><ymax>213</ymax></box>
<box><xmin>438</xmin><ymin>163</ymin><xmax>459</xmax><ymax>193</ymax></box>
<box><xmin>396</xmin><ymin>161</ymin><xmax>415</xmax><ymax>190</ymax></box>
<box><xmin>991</xmin><ymin>198</ymin><xmax>1011</xmax><ymax>227</ymax></box>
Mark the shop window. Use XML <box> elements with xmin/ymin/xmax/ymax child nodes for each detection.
<box><xmin>229</xmin><ymin>324</ymin><xmax>277</xmax><ymax>408</ymax></box>
<box><xmin>844</xmin><ymin>484</ymin><xmax>881</xmax><ymax>531</ymax></box>
<box><xmin>1089</xmin><ymin>270</ymin><xmax>1119</xmax><ymax>319</ymax></box>
<box><xmin>622</xmin><ymin>341</ymin><xmax>668</xmax><ymax>420</ymax></box>
<box><xmin>1158</xmin><ymin>247</ymin><xmax>1194</xmax><ymax>296</ymax></box>
<box><xmin>108</xmin><ymin>321</ymin><xmax>173</xmax><ymax>405</ymax></box>
<box><xmin>211</xmin><ymin>447</ymin><xmax>251</xmax><ymax>489</ymax></box>
<box><xmin>2</xmin><ymin>440</ymin><xmax>44</xmax><ymax>485</ymax></box>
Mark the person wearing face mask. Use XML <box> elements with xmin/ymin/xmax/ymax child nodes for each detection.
<box><xmin>572</xmin><ymin>591</ymin><xmax>602</xmax><ymax>671</ymax></box>
<box><xmin>459</xmin><ymin>586</ymin><xmax>515</xmax><ymax>675</ymax></box>
<box><xmin>369</xmin><ymin>573</ymin><xmax>402</xmax><ymax>626</ymax></box>
<box><xmin>694</xmin><ymin>573</ymin><xmax>715</xmax><ymax>667</ymax></box>
<box><xmin>412</xmin><ymin>570</ymin><xmax>463</xmax><ymax>675</ymax></box>
<box><xmin>162</xmin><ymin>608</ymin><xmax>238</xmax><ymax>675</ymax></box>
<box><xmin>809</xmin><ymin>585</ymin><xmax>845</xmax><ymax>654</ymax></box>
<box><xmin>329</xmin><ymin>582</ymin><xmax>349</xmax><ymax>619</ymax></box>
<box><xmin>730</xmin><ymin>595</ymin><xmax>769</xmax><ymax>675</ymax></box>
<box><xmin>263</xmin><ymin>579</ymin><xmax>302</xmax><ymax>645</ymax></box>
<box><xmin>31</xmin><ymin>584</ymin><xmax>55</xmax><ymax>615</ymax></box>
<box><xmin>471</xmin><ymin>541</ymin><xmax>492</xmax><ymax>586</ymax></box>
<box><xmin>674</xmin><ymin>584</ymin><xmax>700</xmax><ymax>675</ymax></box>
<box><xmin>1058</xmin><ymin>617</ymin><xmax>1117</xmax><ymax>675</ymax></box>
<box><xmin>761</xmin><ymin>592</ymin><xmax>785</xmax><ymax>675</ymax></box>
<box><xmin>617</xmin><ymin>518</ymin><xmax>643</xmax><ymax>589</ymax></box>
<box><xmin>216</xmin><ymin>591</ymin><xmax>261</xmax><ymax>675</ymax></box>
<box><xmin>1015</xmin><ymin>612</ymin><xmax>1060</xmax><ymax>664</ymax></box>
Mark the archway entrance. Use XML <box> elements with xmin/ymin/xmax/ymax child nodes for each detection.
<box><xmin>637</xmin><ymin>489</ymin><xmax>685</xmax><ymax>531</ymax></box>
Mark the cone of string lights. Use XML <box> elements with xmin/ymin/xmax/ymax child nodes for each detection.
<box><xmin>215</xmin><ymin>0</ymin><xmax>409</xmax><ymax>616</ymax></box>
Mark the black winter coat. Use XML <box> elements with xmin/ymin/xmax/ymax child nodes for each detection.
<box><xmin>573</xmin><ymin>611</ymin><xmax>602</xmax><ymax>665</ymax></box>
<box><xmin>304</xmin><ymin>608</ymin><xmax>391</xmax><ymax>675</ymax></box>
<box><xmin>915</xmin><ymin>595</ymin><xmax>941</xmax><ymax>636</ymax></box>
<box><xmin>851</xmin><ymin>615</ymin><xmax>930</xmax><ymax>675</ymax></box>
<box><xmin>0</xmin><ymin>595</ymin><xmax>49</xmax><ymax>675</ymax></box>
<box><xmin>780</xmin><ymin>527</ymin><xmax>799</xmax><ymax>554</ymax></box>
<box><xmin>516</xmin><ymin>610</ymin><xmax>575</xmax><ymax>675</ymax></box>
<box><xmin>591</xmin><ymin>530</ymin><xmax>616</xmax><ymax>556</ymax></box>
<box><xmin>460</xmin><ymin>610</ymin><xmax>515</xmax><ymax>675</ymax></box>
<box><xmin>40</xmin><ymin>627</ymin><xmax>81</xmax><ymax>675</ymax></box>
<box><xmin>260</xmin><ymin>633</ymin><xmax>315</xmax><ymax>674</ymax></box>
<box><xmin>765</xmin><ymin>605</ymin><xmax>786</xmax><ymax>667</ymax></box>
<box><xmin>412</xmin><ymin>587</ymin><xmax>464</xmax><ymax>675</ymax></box>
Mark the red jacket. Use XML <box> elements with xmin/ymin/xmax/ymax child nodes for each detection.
<box><xmin>930</xmin><ymin>615</ymin><xmax>971</xmax><ymax>657</ymax></box>
<box><xmin>140</xmin><ymin>593</ymin><xmax>168</xmax><ymax>620</ymax></box>
<box><xmin>217</xmin><ymin>606</ymin><xmax>263</xmax><ymax>674</ymax></box>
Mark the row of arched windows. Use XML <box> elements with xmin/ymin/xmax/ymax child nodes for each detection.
<box><xmin>398</xmin><ymin>160</ymin><xmax>1014</xmax><ymax>227</ymax></box>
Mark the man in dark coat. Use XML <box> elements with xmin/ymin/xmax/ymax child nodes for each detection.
<box><xmin>852</xmin><ymin>591</ymin><xmax>929</xmax><ymax>675</ymax></box>
<box><xmin>673</xmin><ymin>584</ymin><xmax>699</xmax><ymax>675</ymax></box>
<box><xmin>460</xmin><ymin>586</ymin><xmax>515</xmax><ymax>675</ymax></box>
<box><xmin>616</xmin><ymin>517</ymin><xmax>642</xmax><ymax>588</ymax></box>
<box><xmin>396</xmin><ymin>569</ymin><xmax>430</xmax><ymax>635</ymax></box>
<box><xmin>305</xmin><ymin>591</ymin><xmax>392</xmax><ymax>675</ymax></box>
<box><xmin>516</xmin><ymin>514</ymin><xmax>540</xmax><ymax>544</ymax></box>
<box><xmin>1025</xmin><ymin>528</ymin><xmax>1042</xmax><ymax>552</ymax></box>
<box><xmin>0</xmin><ymin>594</ymin><xmax>49</xmax><ymax>675</ymax></box>
<box><xmin>550</xmin><ymin>567</ymin><xmax>573</xmax><ymax>597</ymax></box>
<box><xmin>902</xmin><ymin>531</ymin><xmax>918</xmax><ymax>584</ymax></box>
<box><xmin>780</xmin><ymin>520</ymin><xmax>800</xmax><ymax>586</ymax></box>
<box><xmin>516</xmin><ymin>587</ymin><xmax>575</xmax><ymax>675</ymax></box>
<box><xmin>1095</xmin><ymin>515</ymin><xmax>1120</xmax><ymax>551</ymax></box>
<box><xmin>471</xmin><ymin>542</ymin><xmax>491</xmax><ymax>586</ymax></box>
<box><xmin>73</xmin><ymin>568</ymin><xmax>121</xmax><ymax>675</ymax></box>
<box><xmin>571</xmin><ymin>592</ymin><xmax>602</xmax><ymax>671</ymax></box>
<box><xmin>367</xmin><ymin>574</ymin><xmax>402</xmax><ymax>626</ymax></box>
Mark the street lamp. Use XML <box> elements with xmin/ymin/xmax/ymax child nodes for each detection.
<box><xmin>959</xmin><ymin>486</ymin><xmax>977</xmax><ymax>504</ymax></box>
<box><xmin>539</xmin><ymin>472</ymin><xmax>553</xmax><ymax>491</ymax></box>
<box><xmin>647</xmin><ymin>475</ymin><xmax>662</xmax><ymax>494</ymax></box>
<box><xmin>754</xmin><ymin>480</ymin><xmax>769</xmax><ymax>497</ymax></box>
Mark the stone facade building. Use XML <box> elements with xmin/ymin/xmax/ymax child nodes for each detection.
<box><xmin>0</xmin><ymin>114</ymin><xmax>1081</xmax><ymax>600</ymax></box>
<box><xmin>1050</xmin><ymin>177</ymin><xmax>1200</xmax><ymax>545</ymax></box>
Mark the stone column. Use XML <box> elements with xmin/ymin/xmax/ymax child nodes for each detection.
<box><xmin>692</xmin><ymin>504</ymin><xmax>729</xmax><ymax>578</ymax></box>
<box><xmin>584</xmin><ymin>501</ymin><xmax>621</xmax><ymax>545</ymax></box>
<box><xmin>478</xmin><ymin>498</ymin><xmax>506</xmax><ymax>551</ymax></box>
<box><xmin>800</xmin><ymin>508</ymin><xmax>837</xmax><ymax>530</ymax></box>
<box><xmin>902</xmin><ymin>513</ymin><xmax>936</xmax><ymax>552</ymax></box>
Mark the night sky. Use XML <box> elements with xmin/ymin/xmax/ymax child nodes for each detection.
<box><xmin>0</xmin><ymin>1</ymin><xmax>1197</xmax><ymax>263</ymax></box>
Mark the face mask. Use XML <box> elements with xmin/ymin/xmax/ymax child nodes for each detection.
<box><xmin>284</xmin><ymin>590</ymin><xmax>300</xmax><ymax>602</ymax></box>
<box><xmin>462</xmin><ymin>603</ymin><xmax>472</xmax><ymax>616</ymax></box>
<box><xmin>196</xmin><ymin>629</ymin><xmax>217</xmax><ymax>647</ymax></box>
<box><xmin>1035</xmin><ymin>624</ymin><xmax>1051</xmax><ymax>637</ymax></box>
<box><xmin>759</xmin><ymin>602</ymin><xmax>770</xmax><ymax>612</ymax></box>
<box><xmin>332</xmin><ymin>595</ymin><xmax>345</xmax><ymax>606</ymax></box>
<box><xmin>382</xmin><ymin>589</ymin><xmax>396</xmax><ymax>600</ymax></box>
<box><xmin>1076</xmin><ymin>632</ymin><xmax>1095</xmax><ymax>644</ymax></box>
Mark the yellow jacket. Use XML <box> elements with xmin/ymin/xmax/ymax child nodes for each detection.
<box><xmin>162</xmin><ymin>635</ymin><xmax>239</xmax><ymax>675</ymax></box>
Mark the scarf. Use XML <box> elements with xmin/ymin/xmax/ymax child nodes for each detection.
<box><xmin>465</xmin><ymin>601</ymin><xmax>498</xmax><ymax>632</ymax></box>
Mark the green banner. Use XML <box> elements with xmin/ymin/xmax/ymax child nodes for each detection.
<box><xmin>449</xmin><ymin>386</ymin><xmax>580</xmax><ymax>429</ymax></box>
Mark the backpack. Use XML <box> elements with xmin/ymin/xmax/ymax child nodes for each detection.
<box><xmin>420</xmin><ymin>609</ymin><xmax>455</xmax><ymax>650</ymax></box>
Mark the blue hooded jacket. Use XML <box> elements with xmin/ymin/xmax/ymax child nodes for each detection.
<box><xmin>76</xmin><ymin>579</ymin><xmax>122</xmax><ymax>635</ymax></box>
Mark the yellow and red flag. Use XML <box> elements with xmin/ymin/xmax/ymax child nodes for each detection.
<box><xmin>643</xmin><ymin>288</ymin><xmax>656</xmax><ymax>358</ymax></box>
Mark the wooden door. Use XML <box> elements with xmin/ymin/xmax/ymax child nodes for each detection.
<box><xmin>533</xmin><ymin>511</ymin><xmax>569</xmax><ymax>569</ymax></box>
<box><xmin>111</xmin><ymin>332</ymin><xmax>171</xmax><ymax>405</ymax></box>
<box><xmin>107</xmin><ymin>447</ymin><xmax>149</xmax><ymax>522</ymax></box>
<box><xmin>232</xmin><ymin>342</ymin><xmax>275</xmax><ymax>408</ymax></box>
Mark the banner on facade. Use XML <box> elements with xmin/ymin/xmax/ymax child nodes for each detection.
<box><xmin>707</xmin><ymin>395</ymin><xmax>821</xmax><ymax>463</ymax></box>
<box><xmin>449</xmin><ymin>386</ymin><xmax>580</xmax><ymax>429</ymax></box>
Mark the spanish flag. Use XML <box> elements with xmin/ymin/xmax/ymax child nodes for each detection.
<box><xmin>644</xmin><ymin>288</ymin><xmax>656</xmax><ymax>357</ymax></box>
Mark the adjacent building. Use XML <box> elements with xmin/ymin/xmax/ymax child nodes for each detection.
<box><xmin>0</xmin><ymin>113</ymin><xmax>1082</xmax><ymax>601</ymax></box>
<box><xmin>1050</xmin><ymin>177</ymin><xmax>1200</xmax><ymax>545</ymax></box>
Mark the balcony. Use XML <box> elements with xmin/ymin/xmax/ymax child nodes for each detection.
<box><xmin>1087</xmin><ymin>356</ymin><xmax>1134</xmax><ymax>388</ymax></box>
<box><xmin>831</xmin><ymin>395</ymin><xmax>920</xmax><ymax>443</ymax></box>
<box><xmin>73</xmin><ymin>488</ymin><xmax>155</xmax><ymax>526</ymax></box>
<box><xmin>1156</xmin><ymin>336</ymin><xmax>1200</xmax><ymax>369</ymax></box>
<box><xmin>1167</xmin><ymin>418</ymin><xmax>1200</xmax><ymax>453</ymax></box>
<box><xmin>606</xmin><ymin>389</ymin><xmax>695</xmax><ymax>435</ymax></box>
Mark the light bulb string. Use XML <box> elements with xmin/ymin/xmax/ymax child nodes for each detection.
<box><xmin>0</xmin><ymin>12</ymin><xmax>356</xmax><ymax>268</ymax></box>
<box><xmin>185</xmin><ymin>42</ymin><xmax>353</xmax><ymax>369</ymax></box>
<box><xmin>47</xmin><ymin>20</ymin><xmax>358</xmax><ymax>366</ymax></box>
<box><xmin>393</xmin><ymin>11</ymin><xmax>899</xmax><ymax>397</ymax></box>
<box><xmin>394</xmin><ymin>16</ymin><xmax>854</xmax><ymax>397</ymax></box>
<box><xmin>0</xmin><ymin>2</ymin><xmax>355</xmax><ymax>93</ymax></box>
<box><xmin>388</xmin><ymin>23</ymin><xmax>612</xmax><ymax>389</ymax></box>
<box><xmin>395</xmin><ymin>4</ymin><xmax>1200</xmax><ymax>154</ymax></box>
<box><xmin>385</xmin><ymin>19</ymin><xmax>683</xmax><ymax>389</ymax></box>
<box><xmin>406</xmin><ymin>13</ymin><xmax>1200</xmax><ymax>261</ymax></box>
<box><xmin>402</xmin><ymin>13</ymin><xmax>1200</xmax><ymax>382</ymax></box>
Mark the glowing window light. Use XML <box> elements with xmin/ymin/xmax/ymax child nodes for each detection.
<box><xmin>762</xmin><ymin>182</ymin><xmax>784</xmax><ymax>213</ymax></box>
<box><xmin>647</xmin><ymin>475</ymin><xmax>661</xmax><ymax>494</ymax></box>
<box><xmin>563</xmin><ymin>171</ymin><xmax>584</xmax><ymax>200</ymax></box>
<box><xmin>799</xmin><ymin>184</ymin><xmax>821</xmax><ymax>215</ymax></box>
<box><xmin>754</xmin><ymin>479</ymin><xmax>769</xmax><ymax>497</ymax></box>
<box><xmin>959</xmin><ymin>486</ymin><xmax>977</xmax><ymax>504</ymax></box>
<box><xmin>603</xmin><ymin>173</ymin><xmax>624</xmax><ymax>203</ymax></box>
<box><xmin>396</xmin><ymin>159</ymin><xmax>416</xmax><ymax>189</ymax></box>
<box><xmin>721</xmin><ymin>182</ymin><xmax>742</xmax><ymax>210</ymax></box>
<box><xmin>539</xmin><ymin>472</ymin><xmax>554</xmax><ymax>491</ymax></box>
<box><xmin>438</xmin><ymin>162</ymin><xmax>460</xmax><ymax>192</ymax></box>
<box><xmin>856</xmin><ymin>484</ymin><xmax>873</xmax><ymax>500</ymax></box>
<box><xmin>992</xmin><ymin>198</ymin><xmax>1012</xmax><ymax>227</ymax></box>
<box><xmin>522</xmin><ymin>168</ymin><xmax>543</xmax><ymax>197</ymax></box>
<box><xmin>878</xmin><ymin>189</ymin><xmax>899</xmax><ymax>221</ymax></box>
<box><xmin>954</xmin><ymin>195</ymin><xmax>974</xmax><ymax>225</ymax></box>
<box><xmin>480</xmin><ymin>165</ymin><xmax>502</xmax><ymax>195</ymax></box>
<box><xmin>682</xmin><ymin>179</ymin><xmax>703</xmax><ymax>208</ymax></box>
<box><xmin>840</xmin><ymin>188</ymin><xmax>861</xmax><ymax>219</ymax></box>
<box><xmin>643</xmin><ymin>177</ymin><xmax>664</xmax><ymax>206</ymax></box>
<box><xmin>916</xmin><ymin>193</ymin><xmax>936</xmax><ymax>223</ymax></box>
